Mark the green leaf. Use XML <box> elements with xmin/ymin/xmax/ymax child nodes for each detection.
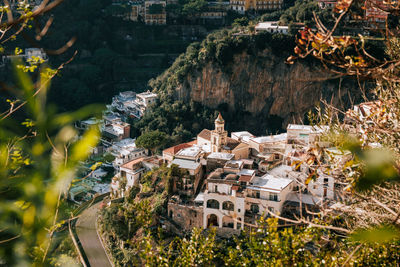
<box><xmin>351</xmin><ymin>225</ymin><xmax>400</xmax><ymax>243</ymax></box>
<box><xmin>356</xmin><ymin>149</ymin><xmax>399</xmax><ymax>191</ymax></box>
<box><xmin>70</xmin><ymin>126</ymin><xmax>100</xmax><ymax>162</ymax></box>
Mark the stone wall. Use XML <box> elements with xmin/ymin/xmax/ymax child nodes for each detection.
<box><xmin>167</xmin><ymin>202</ymin><xmax>203</xmax><ymax>231</ymax></box>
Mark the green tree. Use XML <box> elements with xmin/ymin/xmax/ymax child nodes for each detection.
<box><xmin>135</xmin><ymin>130</ymin><xmax>168</xmax><ymax>155</ymax></box>
<box><xmin>182</xmin><ymin>0</ymin><xmax>207</xmax><ymax>17</ymax></box>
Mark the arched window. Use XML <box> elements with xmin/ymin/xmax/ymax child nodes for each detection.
<box><xmin>207</xmin><ymin>199</ymin><xmax>220</xmax><ymax>209</ymax></box>
<box><xmin>222</xmin><ymin>201</ymin><xmax>234</xmax><ymax>211</ymax></box>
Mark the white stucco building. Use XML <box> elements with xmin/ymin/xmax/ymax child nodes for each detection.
<box><xmin>255</xmin><ymin>22</ymin><xmax>289</xmax><ymax>34</ymax></box>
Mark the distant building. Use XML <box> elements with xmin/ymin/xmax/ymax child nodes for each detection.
<box><xmin>202</xmin><ymin>165</ymin><xmax>292</xmax><ymax>230</ymax></box>
<box><xmin>248</xmin><ymin>133</ymin><xmax>287</xmax><ymax>155</ymax></box>
<box><xmin>315</xmin><ymin>0</ymin><xmax>337</xmax><ymax>9</ymax></box>
<box><xmin>231</xmin><ymin>131</ymin><xmax>255</xmax><ymax>144</ymax></box>
<box><xmin>206</xmin><ymin>152</ymin><xmax>235</xmax><ymax>173</ymax></box>
<box><xmin>230</xmin><ymin>0</ymin><xmax>283</xmax><ymax>14</ymax></box>
<box><xmin>210</xmin><ymin>114</ymin><xmax>250</xmax><ymax>159</ymax></box>
<box><xmin>101</xmin><ymin>116</ymin><xmax>131</xmax><ymax>147</ymax></box>
<box><xmin>244</xmin><ymin>174</ymin><xmax>293</xmax><ymax>224</ymax></box>
<box><xmin>162</xmin><ymin>141</ymin><xmax>197</xmax><ymax>164</ymax></box>
<box><xmin>135</xmin><ymin>90</ymin><xmax>158</xmax><ymax>108</ymax></box>
<box><xmin>108</xmin><ymin>138</ymin><xmax>147</xmax><ymax>169</ymax></box>
<box><xmin>75</xmin><ymin>118</ymin><xmax>101</xmax><ymax>132</ymax></box>
<box><xmin>269</xmin><ymin>164</ymin><xmax>335</xmax><ymax>200</ymax></box>
<box><xmin>111</xmin><ymin>156</ymin><xmax>162</xmax><ymax>197</ymax></box>
<box><xmin>25</xmin><ymin>48</ymin><xmax>48</xmax><ymax>62</ymax></box>
<box><xmin>200</xmin><ymin>1</ymin><xmax>229</xmax><ymax>21</ymax></box>
<box><xmin>255</xmin><ymin>21</ymin><xmax>289</xmax><ymax>34</ymax></box>
<box><xmin>364</xmin><ymin>0</ymin><xmax>389</xmax><ymax>27</ymax></box>
<box><xmin>3</xmin><ymin>48</ymin><xmax>48</xmax><ymax>66</ymax></box>
<box><xmin>170</xmin><ymin>156</ymin><xmax>203</xmax><ymax>179</ymax></box>
<box><xmin>128</xmin><ymin>2</ymin><xmax>143</xmax><ymax>21</ymax></box>
<box><xmin>107</xmin><ymin>90</ymin><xmax>158</xmax><ymax>120</ymax></box>
<box><xmin>286</xmin><ymin>124</ymin><xmax>328</xmax><ymax>147</ymax></box>
<box><xmin>144</xmin><ymin>0</ymin><xmax>166</xmax><ymax>25</ymax></box>
<box><xmin>120</xmin><ymin>157</ymin><xmax>147</xmax><ymax>189</ymax></box>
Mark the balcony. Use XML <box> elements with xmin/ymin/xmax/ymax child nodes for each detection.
<box><xmin>245</xmin><ymin>195</ymin><xmax>281</xmax><ymax>202</ymax></box>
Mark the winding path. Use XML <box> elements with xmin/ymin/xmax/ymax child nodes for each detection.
<box><xmin>76</xmin><ymin>202</ymin><xmax>112</xmax><ymax>267</ymax></box>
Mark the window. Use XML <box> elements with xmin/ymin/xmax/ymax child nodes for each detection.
<box><xmin>323</xmin><ymin>178</ymin><xmax>329</xmax><ymax>187</ymax></box>
<box><xmin>250</xmin><ymin>204</ymin><xmax>259</xmax><ymax>214</ymax></box>
<box><xmin>207</xmin><ymin>199</ymin><xmax>220</xmax><ymax>209</ymax></box>
<box><xmin>269</xmin><ymin>193</ymin><xmax>278</xmax><ymax>201</ymax></box>
<box><xmin>222</xmin><ymin>201</ymin><xmax>234</xmax><ymax>211</ymax></box>
<box><xmin>214</xmin><ymin>185</ymin><xmax>218</xmax><ymax>193</ymax></box>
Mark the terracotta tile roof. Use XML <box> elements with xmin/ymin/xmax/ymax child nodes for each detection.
<box><xmin>163</xmin><ymin>142</ymin><xmax>194</xmax><ymax>156</ymax></box>
<box><xmin>197</xmin><ymin>129</ymin><xmax>211</xmax><ymax>141</ymax></box>
<box><xmin>121</xmin><ymin>157</ymin><xmax>146</xmax><ymax>170</ymax></box>
<box><xmin>187</xmin><ymin>140</ymin><xmax>197</xmax><ymax>145</ymax></box>
<box><xmin>239</xmin><ymin>175</ymin><xmax>252</xmax><ymax>182</ymax></box>
<box><xmin>232</xmin><ymin>185</ymin><xmax>239</xmax><ymax>191</ymax></box>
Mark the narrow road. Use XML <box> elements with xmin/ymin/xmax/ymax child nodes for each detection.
<box><xmin>76</xmin><ymin>202</ymin><xmax>112</xmax><ymax>267</ymax></box>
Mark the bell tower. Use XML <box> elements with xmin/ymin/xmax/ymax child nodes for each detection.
<box><xmin>211</xmin><ymin>113</ymin><xmax>228</xmax><ymax>152</ymax></box>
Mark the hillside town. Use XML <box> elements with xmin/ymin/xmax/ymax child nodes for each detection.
<box><xmin>95</xmin><ymin>109</ymin><xmax>348</xmax><ymax>236</ymax></box>
<box><xmin>108</xmin><ymin>0</ymin><xmax>388</xmax><ymax>29</ymax></box>
<box><xmin>69</xmin><ymin>91</ymin><xmax>158</xmax><ymax>204</ymax></box>
<box><xmin>69</xmin><ymin>86</ymin><xmax>349</xmax><ymax>236</ymax></box>
<box><xmin>3</xmin><ymin>0</ymin><xmax>400</xmax><ymax>265</ymax></box>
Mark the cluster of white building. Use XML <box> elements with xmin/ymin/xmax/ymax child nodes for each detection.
<box><xmin>75</xmin><ymin>90</ymin><xmax>157</xmax><ymax>149</ymax></box>
<box><xmin>108</xmin><ymin>113</ymin><xmax>344</xmax><ymax>234</ymax></box>
<box><xmin>180</xmin><ymin>115</ymin><xmax>337</xmax><ymax>231</ymax></box>
<box><xmin>107</xmin><ymin>90</ymin><xmax>158</xmax><ymax>121</ymax></box>
<box><xmin>70</xmin><ymin>90</ymin><xmax>158</xmax><ymax>202</ymax></box>
<box><xmin>1</xmin><ymin>48</ymin><xmax>48</xmax><ymax>68</ymax></box>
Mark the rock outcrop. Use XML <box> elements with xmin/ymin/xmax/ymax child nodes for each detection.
<box><xmin>174</xmin><ymin>49</ymin><xmax>360</xmax><ymax>129</ymax></box>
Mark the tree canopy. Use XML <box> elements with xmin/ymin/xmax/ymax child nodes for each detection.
<box><xmin>135</xmin><ymin>130</ymin><xmax>168</xmax><ymax>154</ymax></box>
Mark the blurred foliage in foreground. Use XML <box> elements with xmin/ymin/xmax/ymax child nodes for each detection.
<box><xmin>99</xmin><ymin>180</ymin><xmax>400</xmax><ymax>266</ymax></box>
<box><xmin>0</xmin><ymin>57</ymin><xmax>102</xmax><ymax>265</ymax></box>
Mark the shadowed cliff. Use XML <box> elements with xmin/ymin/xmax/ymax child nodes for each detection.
<box><xmin>148</xmin><ymin>28</ymin><xmax>366</xmax><ymax>136</ymax></box>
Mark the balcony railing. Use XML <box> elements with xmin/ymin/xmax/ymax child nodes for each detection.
<box><xmin>245</xmin><ymin>195</ymin><xmax>281</xmax><ymax>202</ymax></box>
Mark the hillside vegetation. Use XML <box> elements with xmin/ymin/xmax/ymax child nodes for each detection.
<box><xmin>139</xmin><ymin>27</ymin><xmax>364</xmax><ymax>141</ymax></box>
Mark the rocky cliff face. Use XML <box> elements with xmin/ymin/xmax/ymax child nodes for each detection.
<box><xmin>174</xmin><ymin>49</ymin><xmax>360</xmax><ymax>131</ymax></box>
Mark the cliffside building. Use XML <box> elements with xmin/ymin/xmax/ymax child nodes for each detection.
<box><xmin>255</xmin><ymin>22</ymin><xmax>289</xmax><ymax>34</ymax></box>
<box><xmin>209</xmin><ymin>114</ymin><xmax>250</xmax><ymax>159</ymax></box>
<box><xmin>230</xmin><ymin>0</ymin><xmax>283</xmax><ymax>14</ymax></box>
<box><xmin>144</xmin><ymin>0</ymin><xmax>166</xmax><ymax>25</ymax></box>
<box><xmin>108</xmin><ymin>138</ymin><xmax>148</xmax><ymax>169</ymax></box>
